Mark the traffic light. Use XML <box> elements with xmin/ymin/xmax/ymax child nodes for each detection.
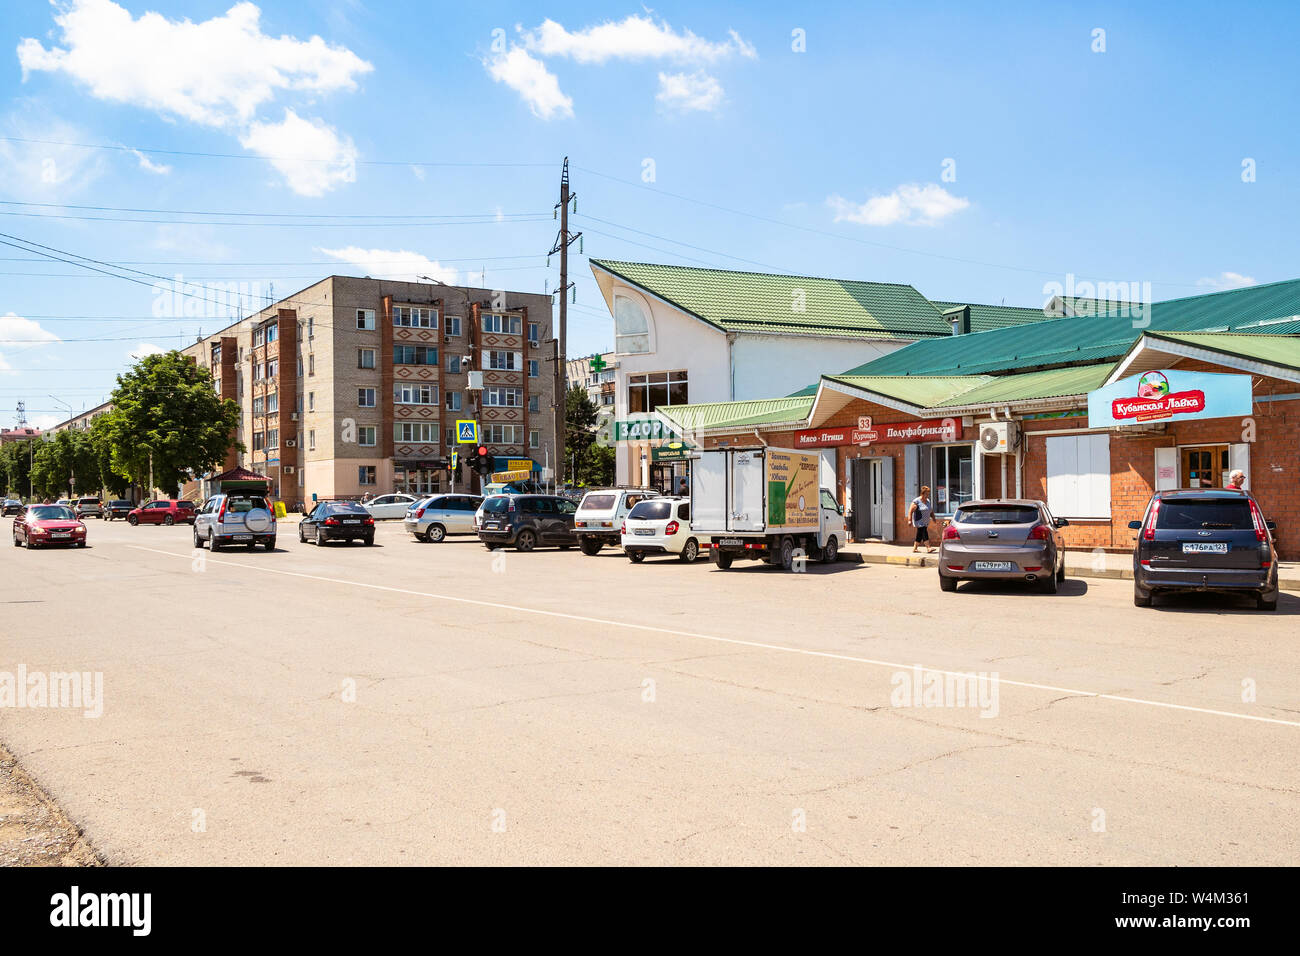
<box><xmin>474</xmin><ymin>446</ymin><xmax>492</xmax><ymax>477</ymax></box>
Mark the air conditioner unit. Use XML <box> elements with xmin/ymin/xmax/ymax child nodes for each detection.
<box><xmin>283</xmin><ymin>465</ymin><xmax>295</xmax><ymax>474</ymax></box>
<box><xmin>978</xmin><ymin>421</ymin><xmax>1019</xmax><ymax>455</ymax></box>
<box><xmin>443</xmin><ymin>334</ymin><xmax>452</xmax><ymax>343</ymax></box>
<box><xmin>284</xmin><ymin>439</ymin><xmax>297</xmax><ymax>447</ymax></box>
<box><xmin>290</xmin><ymin>412</ymin><xmax>299</xmax><ymax>421</ymax></box>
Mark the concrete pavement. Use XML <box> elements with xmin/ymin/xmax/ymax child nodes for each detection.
<box><xmin>2</xmin><ymin>517</ymin><xmax>1298</xmax><ymax>865</ymax></box>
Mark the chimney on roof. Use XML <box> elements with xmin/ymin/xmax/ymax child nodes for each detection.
<box><xmin>944</xmin><ymin>305</ymin><xmax>972</xmax><ymax>336</ymax></box>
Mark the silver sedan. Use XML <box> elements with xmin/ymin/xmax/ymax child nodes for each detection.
<box><xmin>403</xmin><ymin>493</ymin><xmax>484</xmax><ymax>542</ymax></box>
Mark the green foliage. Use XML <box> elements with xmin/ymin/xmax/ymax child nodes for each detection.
<box><xmin>30</xmin><ymin>429</ymin><xmax>98</xmax><ymax>499</ymax></box>
<box><xmin>564</xmin><ymin>385</ymin><xmax>598</xmax><ymax>482</ymax></box>
<box><xmin>105</xmin><ymin>351</ymin><xmax>242</xmax><ymax>492</ymax></box>
<box><xmin>578</xmin><ymin>443</ymin><xmax>616</xmax><ymax>487</ymax></box>
<box><xmin>0</xmin><ymin>440</ymin><xmax>37</xmax><ymax>498</ymax></box>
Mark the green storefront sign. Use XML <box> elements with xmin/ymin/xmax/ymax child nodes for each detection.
<box><xmin>613</xmin><ymin>418</ymin><xmax>682</xmax><ymax>442</ymax></box>
<box><xmin>651</xmin><ymin>441</ymin><xmax>695</xmax><ymax>462</ymax></box>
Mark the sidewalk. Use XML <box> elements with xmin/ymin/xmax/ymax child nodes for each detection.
<box><xmin>838</xmin><ymin>540</ymin><xmax>1300</xmax><ymax>592</ymax></box>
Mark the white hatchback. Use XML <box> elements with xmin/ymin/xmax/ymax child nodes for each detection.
<box><xmin>620</xmin><ymin>497</ymin><xmax>708</xmax><ymax>563</ymax></box>
<box><xmin>363</xmin><ymin>493</ymin><xmax>419</xmax><ymax>520</ymax></box>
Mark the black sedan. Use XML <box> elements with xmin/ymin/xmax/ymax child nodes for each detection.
<box><xmin>2</xmin><ymin>499</ymin><xmax>23</xmax><ymax>516</ymax></box>
<box><xmin>299</xmin><ymin>501</ymin><xmax>375</xmax><ymax>546</ymax></box>
<box><xmin>104</xmin><ymin>500</ymin><xmax>134</xmax><ymax>521</ymax></box>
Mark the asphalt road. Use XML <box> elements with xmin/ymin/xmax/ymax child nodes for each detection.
<box><xmin>2</xmin><ymin>516</ymin><xmax>1298</xmax><ymax>865</ymax></box>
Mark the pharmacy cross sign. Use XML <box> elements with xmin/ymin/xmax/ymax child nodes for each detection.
<box><xmin>589</xmin><ymin>355</ymin><xmax>607</xmax><ymax>373</ymax></box>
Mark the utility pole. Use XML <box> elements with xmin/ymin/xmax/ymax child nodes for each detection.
<box><xmin>550</xmin><ymin>158</ymin><xmax>581</xmax><ymax>488</ymax></box>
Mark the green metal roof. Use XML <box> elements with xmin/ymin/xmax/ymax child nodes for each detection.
<box><xmin>1142</xmin><ymin>332</ymin><xmax>1300</xmax><ymax>371</ymax></box>
<box><xmin>931</xmin><ymin>363</ymin><xmax>1114</xmax><ymax>407</ymax></box>
<box><xmin>591</xmin><ymin>259</ymin><xmax>950</xmax><ymax>339</ymax></box>
<box><xmin>842</xmin><ymin>278</ymin><xmax>1300</xmax><ymax>377</ymax></box>
<box><xmin>929</xmin><ymin>301</ymin><xmax>1052</xmax><ymax>332</ymax></box>
<box><xmin>822</xmin><ymin>375</ymin><xmax>987</xmax><ymax>408</ymax></box>
<box><xmin>656</xmin><ymin>396</ymin><xmax>814</xmax><ymax>433</ymax></box>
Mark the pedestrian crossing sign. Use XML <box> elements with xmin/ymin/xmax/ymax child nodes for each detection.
<box><xmin>456</xmin><ymin>420</ymin><xmax>478</xmax><ymax>443</ymax></box>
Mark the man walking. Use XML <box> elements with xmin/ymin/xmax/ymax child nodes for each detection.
<box><xmin>908</xmin><ymin>485</ymin><xmax>935</xmax><ymax>553</ymax></box>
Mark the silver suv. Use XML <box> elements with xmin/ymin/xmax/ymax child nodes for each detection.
<box><xmin>194</xmin><ymin>493</ymin><xmax>277</xmax><ymax>551</ymax></box>
<box><xmin>74</xmin><ymin>496</ymin><xmax>103</xmax><ymax>519</ymax></box>
<box><xmin>404</xmin><ymin>493</ymin><xmax>483</xmax><ymax>542</ymax></box>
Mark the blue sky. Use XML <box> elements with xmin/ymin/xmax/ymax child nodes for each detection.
<box><xmin>2</xmin><ymin>0</ymin><xmax>1297</xmax><ymax>427</ymax></box>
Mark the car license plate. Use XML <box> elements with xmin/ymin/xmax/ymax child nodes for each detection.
<box><xmin>972</xmin><ymin>561</ymin><xmax>1014</xmax><ymax>571</ymax></box>
<box><xmin>343</xmin><ymin>519</ymin><xmax>360</xmax><ymax>524</ymax></box>
<box><xmin>51</xmin><ymin>532</ymin><xmax>70</xmax><ymax>539</ymax></box>
<box><xmin>719</xmin><ymin>537</ymin><xmax>742</xmax><ymax>547</ymax></box>
<box><xmin>484</xmin><ymin>522</ymin><xmax>499</xmax><ymax>530</ymax></box>
<box><xmin>634</xmin><ymin>528</ymin><xmax>654</xmax><ymax>536</ymax></box>
<box><xmin>1182</xmin><ymin>542</ymin><xmax>1228</xmax><ymax>553</ymax></box>
<box><xmin>232</xmin><ymin>534</ymin><xmax>252</xmax><ymax>541</ymax></box>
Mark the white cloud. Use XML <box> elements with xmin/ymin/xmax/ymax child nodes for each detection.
<box><xmin>317</xmin><ymin>246</ymin><xmax>457</xmax><ymax>284</ymax></box>
<box><xmin>0</xmin><ymin>108</ymin><xmax>106</xmax><ymax>197</ymax></box>
<box><xmin>18</xmin><ymin>0</ymin><xmax>372</xmax><ymax>128</ymax></box>
<box><xmin>128</xmin><ymin>342</ymin><xmax>166</xmax><ymax>361</ymax></box>
<box><xmin>240</xmin><ymin>109</ymin><xmax>357</xmax><ymax>197</ymax></box>
<box><xmin>0</xmin><ymin>313</ymin><xmax>61</xmax><ymax>375</ymax></box>
<box><xmin>522</xmin><ymin>16</ymin><xmax>756</xmax><ymax>64</ymax></box>
<box><xmin>1197</xmin><ymin>271</ymin><xmax>1257</xmax><ymax>291</ymax></box>
<box><xmin>827</xmin><ymin>183</ymin><xmax>970</xmax><ymax>227</ymax></box>
<box><xmin>656</xmin><ymin>71</ymin><xmax>724</xmax><ymax>112</ymax></box>
<box><xmin>130</xmin><ymin>148</ymin><xmax>170</xmax><ymax>175</ymax></box>
<box><xmin>486</xmin><ymin>48</ymin><xmax>573</xmax><ymax>120</ymax></box>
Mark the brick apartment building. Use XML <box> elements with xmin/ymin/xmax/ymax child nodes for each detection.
<box><xmin>183</xmin><ymin>276</ymin><xmax>557</xmax><ymax>506</ymax></box>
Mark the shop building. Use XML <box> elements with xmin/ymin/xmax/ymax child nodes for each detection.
<box><xmin>183</xmin><ymin>276</ymin><xmax>556</xmax><ymax>506</ymax></box>
<box><xmin>657</xmin><ymin>280</ymin><xmax>1300</xmax><ymax>558</ymax></box>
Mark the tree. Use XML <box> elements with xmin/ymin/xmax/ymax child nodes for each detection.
<box><xmin>565</xmin><ymin>385</ymin><xmax>599</xmax><ymax>482</ymax></box>
<box><xmin>30</xmin><ymin>430</ymin><xmax>98</xmax><ymax>499</ymax></box>
<box><xmin>578</xmin><ymin>443</ymin><xmax>616</xmax><ymax>487</ymax></box>
<box><xmin>89</xmin><ymin>414</ymin><xmax>131</xmax><ymax>499</ymax></box>
<box><xmin>104</xmin><ymin>351</ymin><xmax>242</xmax><ymax>493</ymax></box>
<box><xmin>0</xmin><ymin>440</ymin><xmax>36</xmax><ymax>498</ymax></box>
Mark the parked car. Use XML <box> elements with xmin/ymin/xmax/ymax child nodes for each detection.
<box><xmin>477</xmin><ymin>494</ymin><xmax>577</xmax><ymax>552</ymax></box>
<box><xmin>128</xmin><ymin>499</ymin><xmax>197</xmax><ymax>526</ymax></box>
<box><xmin>621</xmin><ymin>497</ymin><xmax>708</xmax><ymax>563</ymax></box>
<box><xmin>1</xmin><ymin>499</ymin><xmax>23</xmax><ymax>516</ymax></box>
<box><xmin>573</xmin><ymin>488</ymin><xmax>660</xmax><ymax>555</ymax></box>
<box><xmin>404</xmin><ymin>493</ymin><xmax>483</xmax><ymax>542</ymax></box>
<box><xmin>194</xmin><ymin>493</ymin><xmax>276</xmax><ymax>551</ymax></box>
<box><xmin>104</xmin><ymin>500</ymin><xmax>134</xmax><ymax>521</ymax></box>
<box><xmin>299</xmin><ymin>500</ymin><xmax>375</xmax><ymax>546</ymax></box>
<box><xmin>362</xmin><ymin>493</ymin><xmax>420</xmax><ymax>520</ymax></box>
<box><xmin>938</xmin><ymin>499</ymin><xmax>1068</xmax><ymax>593</ymax></box>
<box><xmin>1129</xmin><ymin>489</ymin><xmax>1279</xmax><ymax>611</ymax></box>
<box><xmin>73</xmin><ymin>496</ymin><xmax>103</xmax><ymax>519</ymax></box>
<box><xmin>12</xmin><ymin>504</ymin><xmax>86</xmax><ymax>549</ymax></box>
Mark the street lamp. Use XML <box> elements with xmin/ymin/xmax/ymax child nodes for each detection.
<box><xmin>48</xmin><ymin>395</ymin><xmax>74</xmax><ymax>497</ymax></box>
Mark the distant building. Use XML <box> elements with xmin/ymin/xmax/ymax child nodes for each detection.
<box><xmin>0</xmin><ymin>426</ymin><xmax>42</xmax><ymax>444</ymax></box>
<box><xmin>566</xmin><ymin>352</ymin><xmax>616</xmax><ymax>410</ymax></box>
<box><xmin>46</xmin><ymin>401</ymin><xmax>115</xmax><ymax>435</ymax></box>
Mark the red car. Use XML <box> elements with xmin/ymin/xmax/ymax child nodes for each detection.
<box><xmin>128</xmin><ymin>499</ymin><xmax>197</xmax><ymax>526</ymax></box>
<box><xmin>12</xmin><ymin>504</ymin><xmax>87</xmax><ymax>549</ymax></box>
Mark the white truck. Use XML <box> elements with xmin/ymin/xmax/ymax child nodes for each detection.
<box><xmin>690</xmin><ymin>447</ymin><xmax>846</xmax><ymax>570</ymax></box>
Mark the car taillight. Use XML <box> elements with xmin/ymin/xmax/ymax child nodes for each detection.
<box><xmin>665</xmin><ymin>520</ymin><xmax>679</xmax><ymax>535</ymax></box>
<box><xmin>416</xmin><ymin>507</ymin><xmax>426</xmax><ymax>518</ymax></box>
<box><xmin>1143</xmin><ymin>499</ymin><xmax>1159</xmax><ymax>540</ymax></box>
<box><xmin>1248</xmin><ymin>499</ymin><xmax>1267</xmax><ymax>542</ymax></box>
<box><xmin>942</xmin><ymin>524</ymin><xmax>959</xmax><ymax>540</ymax></box>
<box><xmin>1028</xmin><ymin>524</ymin><xmax>1050</xmax><ymax>540</ymax></box>
<box><xmin>507</xmin><ymin>500</ymin><xmax>516</xmax><ymax>512</ymax></box>
<box><xmin>364</xmin><ymin>516</ymin><xmax>374</xmax><ymax>525</ymax></box>
<box><xmin>217</xmin><ymin>499</ymin><xmax>228</xmax><ymax>521</ymax></box>
<box><xmin>619</xmin><ymin>522</ymin><xmax>626</xmax><ymax>535</ymax></box>
<box><xmin>325</xmin><ymin>517</ymin><xmax>339</xmax><ymax>526</ymax></box>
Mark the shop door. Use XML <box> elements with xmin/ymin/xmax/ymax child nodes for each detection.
<box><xmin>850</xmin><ymin>458</ymin><xmax>871</xmax><ymax>540</ymax></box>
<box><xmin>850</xmin><ymin>458</ymin><xmax>894</xmax><ymax>540</ymax></box>
<box><xmin>1181</xmin><ymin>445</ymin><xmax>1229</xmax><ymax>489</ymax></box>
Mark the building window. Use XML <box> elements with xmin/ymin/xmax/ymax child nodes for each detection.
<box><xmin>252</xmin><ymin>327</ymin><xmax>264</xmax><ymax>348</ymax></box>
<box><xmin>308</xmin><ymin>391</ymin><xmax>315</xmax><ymax>411</ymax></box>
<box><xmin>253</xmin><ymin>396</ymin><xmax>264</xmax><ymax>416</ymax></box>
<box><xmin>445</xmin><ymin>427</ymin><xmax>456</xmax><ymax>447</ymax></box>
<box><xmin>266</xmin><ymin>393</ymin><xmax>278</xmax><ymax>414</ymax></box>
<box><xmin>393</xmin><ymin>345</ymin><xmax>437</xmax><ymax>365</ymax></box>
<box><xmin>446</xmin><ymin>354</ymin><xmax>464</xmax><ymax>373</ymax></box>
<box><xmin>252</xmin><ymin>362</ymin><xmax>263</xmax><ymax>382</ymax></box>
<box><xmin>528</xmin><ymin>395</ymin><xmax>541</xmax><ymax>413</ymax></box>
<box><xmin>1046</xmin><ymin>434</ymin><xmax>1111</xmax><ymax>519</ymax></box>
<box><xmin>358</xmin><ymin>388</ymin><xmax>376</xmax><ymax>408</ymax></box>
<box><xmin>308</xmin><ymin>429</ymin><xmax>316</xmax><ymax>451</ymax></box>
<box><xmin>394</xmin><ymin>423</ymin><xmax>438</xmax><ymax>443</ymax></box>
<box><xmin>266</xmin><ymin>359</ymin><xmax>278</xmax><ymax>379</ymax></box>
<box><xmin>308</xmin><ymin>354</ymin><xmax>315</xmax><ymax>376</ymax></box>
<box><xmin>445</xmin><ymin>392</ymin><xmax>462</xmax><ymax>412</ymax></box>
<box><xmin>614</xmin><ymin>294</ymin><xmax>651</xmax><ymax>354</ymax></box>
<box><xmin>394</xmin><ymin>306</ymin><xmax>438</xmax><ymax>328</ymax></box>
<box><xmin>528</xmin><ymin>321</ymin><xmax>539</xmax><ymax>345</ymax></box>
<box><xmin>528</xmin><ymin>359</ymin><xmax>539</xmax><ymax>378</ymax></box>
<box><xmin>627</xmin><ymin>370</ymin><xmax>688</xmax><ymax>414</ymax></box>
<box><xmin>529</xmin><ymin>429</ymin><xmax>540</xmax><ymax>449</ymax></box>
<box><xmin>358</xmin><ymin>426</ymin><xmax>377</xmax><ymax>447</ymax></box>
<box><xmin>307</xmin><ymin>317</ymin><xmax>314</xmax><ymax>339</ymax></box>
<box><xmin>267</xmin><ymin>428</ymin><xmax>279</xmax><ymax>450</ymax></box>
<box><xmin>445</xmin><ymin>315</ymin><xmax>461</xmax><ymax>337</ymax></box>
<box><xmin>484</xmin><ymin>424</ymin><xmax>523</xmax><ymax>445</ymax></box>
<box><xmin>358</xmin><ymin>466</ymin><xmax>376</xmax><ymax>486</ymax></box>
<box><xmin>358</xmin><ymin>349</ymin><xmax>376</xmax><ymax>369</ymax></box>
<box><xmin>395</xmin><ymin>384</ymin><xmax>438</xmax><ymax>405</ymax></box>
<box><xmin>252</xmin><ymin>431</ymin><xmax>265</xmax><ymax>452</ymax></box>
<box><xmin>487</xmin><ymin>350</ymin><xmax>520</xmax><ymax>370</ymax></box>
<box><xmin>297</xmin><ymin>356</ymin><xmax>303</xmax><ymax>376</ymax></box>
<box><xmin>482</xmin><ymin>312</ymin><xmax>522</xmax><ymax>334</ymax></box>
<box><xmin>928</xmin><ymin>444</ymin><xmax>975</xmax><ymax>515</ymax></box>
<box><xmin>483</xmin><ymin>386</ymin><xmax>522</xmax><ymax>407</ymax></box>
<box><xmin>356</xmin><ymin>309</ymin><xmax>376</xmax><ymax>330</ymax></box>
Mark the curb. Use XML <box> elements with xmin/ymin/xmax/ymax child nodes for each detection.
<box><xmin>841</xmin><ymin>549</ymin><xmax>1300</xmax><ymax>592</ymax></box>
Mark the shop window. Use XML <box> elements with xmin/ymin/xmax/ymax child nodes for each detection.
<box><xmin>627</xmin><ymin>370</ymin><xmax>687</xmax><ymax>414</ymax></box>
<box><xmin>614</xmin><ymin>294</ymin><xmax>651</xmax><ymax>354</ymax></box>
<box><xmin>1045</xmin><ymin>434</ymin><xmax>1111</xmax><ymax>519</ymax></box>
<box><xmin>929</xmin><ymin>444</ymin><xmax>974</xmax><ymax>515</ymax></box>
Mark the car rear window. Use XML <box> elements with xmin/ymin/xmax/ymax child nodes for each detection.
<box><xmin>327</xmin><ymin>502</ymin><xmax>367</xmax><ymax>514</ymax></box>
<box><xmin>578</xmin><ymin>493</ymin><xmax>617</xmax><ymax>511</ymax></box>
<box><xmin>77</xmin><ymin>498</ymin><xmax>98</xmax><ymax>504</ymax></box>
<box><xmin>228</xmin><ymin>497</ymin><xmax>268</xmax><ymax>513</ymax></box>
<box><xmin>629</xmin><ymin>500</ymin><xmax>672</xmax><ymax>520</ymax></box>
<box><xmin>481</xmin><ymin>496</ymin><xmax>510</xmax><ymax>514</ymax></box>
<box><xmin>954</xmin><ymin>505</ymin><xmax>1041</xmax><ymax>524</ymax></box>
<box><xmin>1156</xmin><ymin>498</ymin><xmax>1253</xmax><ymax>530</ymax></box>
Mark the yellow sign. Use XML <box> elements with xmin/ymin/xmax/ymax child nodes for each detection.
<box><xmin>273</xmin><ymin>501</ymin><xmax>287</xmax><ymax>519</ymax></box>
<box><xmin>766</xmin><ymin>450</ymin><xmax>819</xmax><ymax>527</ymax></box>
<box><xmin>492</xmin><ymin>469</ymin><xmax>531</xmax><ymax>482</ymax></box>
<box><xmin>506</xmin><ymin>459</ymin><xmax>533</xmax><ymax>472</ymax></box>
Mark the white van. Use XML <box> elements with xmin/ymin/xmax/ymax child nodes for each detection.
<box><xmin>573</xmin><ymin>488</ymin><xmax>659</xmax><ymax>555</ymax></box>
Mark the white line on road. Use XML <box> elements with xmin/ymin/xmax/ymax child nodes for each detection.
<box><xmin>129</xmin><ymin>544</ymin><xmax>1300</xmax><ymax>730</ymax></box>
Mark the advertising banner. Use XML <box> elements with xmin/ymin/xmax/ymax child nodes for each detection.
<box><xmin>794</xmin><ymin>418</ymin><xmax>957</xmax><ymax>448</ymax></box>
<box><xmin>1087</xmin><ymin>370</ymin><xmax>1252</xmax><ymax>427</ymax></box>
<box><xmin>614</xmin><ymin>418</ymin><xmax>682</xmax><ymax>442</ymax></box>
<box><xmin>765</xmin><ymin>450</ymin><xmax>819</xmax><ymax>527</ymax></box>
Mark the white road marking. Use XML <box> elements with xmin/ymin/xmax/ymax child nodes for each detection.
<box><xmin>129</xmin><ymin>544</ymin><xmax>1300</xmax><ymax>730</ymax></box>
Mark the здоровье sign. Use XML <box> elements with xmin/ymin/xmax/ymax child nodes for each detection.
<box><xmin>1087</xmin><ymin>370</ymin><xmax>1252</xmax><ymax>427</ymax></box>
